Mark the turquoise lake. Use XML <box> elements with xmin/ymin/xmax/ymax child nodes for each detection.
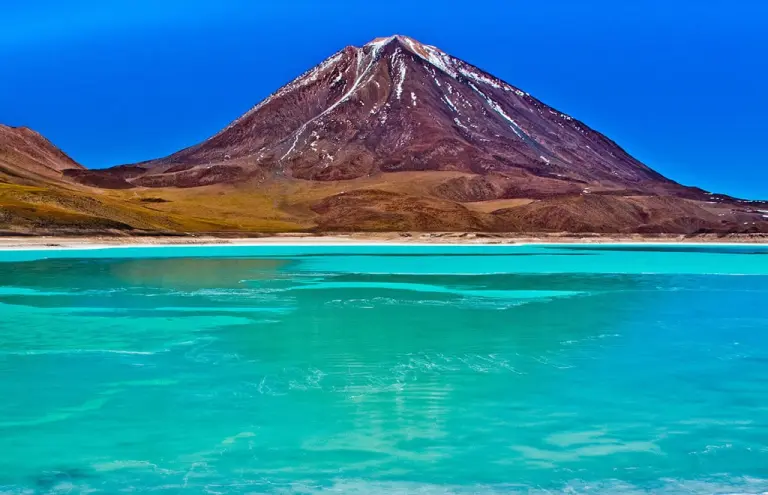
<box><xmin>1</xmin><ymin>243</ymin><xmax>768</xmax><ymax>494</ymax></box>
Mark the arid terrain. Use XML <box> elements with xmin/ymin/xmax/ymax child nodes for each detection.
<box><xmin>2</xmin><ymin>35</ymin><xmax>766</xmax><ymax>236</ymax></box>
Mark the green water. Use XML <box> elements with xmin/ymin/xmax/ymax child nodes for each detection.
<box><xmin>1</xmin><ymin>244</ymin><xmax>767</xmax><ymax>493</ymax></box>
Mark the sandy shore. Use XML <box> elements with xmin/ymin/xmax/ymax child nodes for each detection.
<box><xmin>0</xmin><ymin>232</ymin><xmax>766</xmax><ymax>249</ymax></box>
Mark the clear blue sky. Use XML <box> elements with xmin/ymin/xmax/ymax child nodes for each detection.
<box><xmin>1</xmin><ymin>0</ymin><xmax>766</xmax><ymax>198</ymax></box>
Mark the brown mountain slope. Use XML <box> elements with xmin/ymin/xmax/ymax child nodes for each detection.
<box><xmin>309</xmin><ymin>188</ymin><xmax>768</xmax><ymax>234</ymax></box>
<box><xmin>3</xmin><ymin>135</ymin><xmax>766</xmax><ymax>234</ymax></box>
<box><xmin>492</xmin><ymin>195</ymin><xmax>727</xmax><ymax>234</ymax></box>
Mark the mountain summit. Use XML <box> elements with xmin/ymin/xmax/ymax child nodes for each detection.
<box><xmin>112</xmin><ymin>35</ymin><xmax>676</xmax><ymax>193</ymax></box>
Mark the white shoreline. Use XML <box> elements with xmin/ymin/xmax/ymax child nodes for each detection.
<box><xmin>0</xmin><ymin>235</ymin><xmax>766</xmax><ymax>252</ymax></box>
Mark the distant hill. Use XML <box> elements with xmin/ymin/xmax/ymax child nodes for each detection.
<box><xmin>0</xmin><ymin>125</ymin><xmax>229</xmax><ymax>233</ymax></box>
<box><xmin>0</xmin><ymin>124</ymin><xmax>84</xmax><ymax>184</ymax></box>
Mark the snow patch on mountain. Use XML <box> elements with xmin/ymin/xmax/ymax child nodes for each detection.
<box><xmin>467</xmin><ymin>82</ymin><xmax>524</xmax><ymax>139</ymax></box>
<box><xmin>443</xmin><ymin>96</ymin><xmax>459</xmax><ymax>113</ymax></box>
<box><xmin>458</xmin><ymin>66</ymin><xmax>503</xmax><ymax>90</ymax></box>
<box><xmin>393</xmin><ymin>53</ymin><xmax>407</xmax><ymax>100</ymax></box>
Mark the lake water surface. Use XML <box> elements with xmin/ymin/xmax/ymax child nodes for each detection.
<box><xmin>1</xmin><ymin>244</ymin><xmax>767</xmax><ymax>493</ymax></box>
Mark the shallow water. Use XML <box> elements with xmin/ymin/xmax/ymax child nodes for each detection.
<box><xmin>1</xmin><ymin>244</ymin><xmax>767</xmax><ymax>493</ymax></box>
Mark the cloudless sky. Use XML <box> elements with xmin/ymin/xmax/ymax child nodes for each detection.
<box><xmin>1</xmin><ymin>0</ymin><xmax>766</xmax><ymax>198</ymax></box>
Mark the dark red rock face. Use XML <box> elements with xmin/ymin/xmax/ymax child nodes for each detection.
<box><xmin>130</xmin><ymin>35</ymin><xmax>674</xmax><ymax>189</ymax></box>
<box><xmin>0</xmin><ymin>124</ymin><xmax>84</xmax><ymax>183</ymax></box>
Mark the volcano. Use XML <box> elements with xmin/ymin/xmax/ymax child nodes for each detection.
<box><xmin>111</xmin><ymin>35</ymin><xmax>680</xmax><ymax>192</ymax></box>
<box><xmin>5</xmin><ymin>36</ymin><xmax>767</xmax><ymax>234</ymax></box>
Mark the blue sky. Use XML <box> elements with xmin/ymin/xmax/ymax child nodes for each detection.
<box><xmin>1</xmin><ymin>0</ymin><xmax>766</xmax><ymax>198</ymax></box>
